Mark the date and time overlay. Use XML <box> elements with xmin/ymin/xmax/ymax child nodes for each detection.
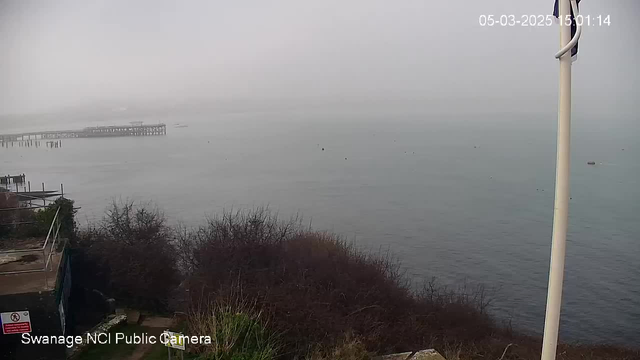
<box><xmin>478</xmin><ymin>14</ymin><xmax>611</xmax><ymax>27</ymax></box>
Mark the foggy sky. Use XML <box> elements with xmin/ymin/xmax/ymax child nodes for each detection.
<box><xmin>0</xmin><ymin>0</ymin><xmax>638</xmax><ymax>116</ymax></box>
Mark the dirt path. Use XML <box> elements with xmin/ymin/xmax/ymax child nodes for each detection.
<box><xmin>126</xmin><ymin>317</ymin><xmax>174</xmax><ymax>360</ymax></box>
<box><xmin>127</xmin><ymin>342</ymin><xmax>154</xmax><ymax>360</ymax></box>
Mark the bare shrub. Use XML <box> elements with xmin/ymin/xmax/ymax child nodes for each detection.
<box><xmin>73</xmin><ymin>199</ymin><xmax>179</xmax><ymax>311</ymax></box>
<box><xmin>179</xmin><ymin>208</ymin><xmax>495</xmax><ymax>358</ymax></box>
<box><xmin>306</xmin><ymin>333</ymin><xmax>371</xmax><ymax>360</ymax></box>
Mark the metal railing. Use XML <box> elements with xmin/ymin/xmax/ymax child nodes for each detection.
<box><xmin>44</xmin><ymin>207</ymin><xmax>62</xmax><ymax>270</ymax></box>
<box><xmin>0</xmin><ymin>206</ymin><xmax>62</xmax><ymax>275</ymax></box>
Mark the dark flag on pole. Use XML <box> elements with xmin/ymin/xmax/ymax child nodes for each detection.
<box><xmin>554</xmin><ymin>0</ymin><xmax>581</xmax><ymax>58</ymax></box>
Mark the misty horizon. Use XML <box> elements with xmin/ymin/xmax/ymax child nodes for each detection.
<box><xmin>1</xmin><ymin>0</ymin><xmax>639</xmax><ymax>119</ymax></box>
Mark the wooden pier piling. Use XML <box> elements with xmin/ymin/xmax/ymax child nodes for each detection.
<box><xmin>0</xmin><ymin>123</ymin><xmax>166</xmax><ymax>142</ymax></box>
<box><xmin>1</xmin><ymin>174</ymin><xmax>25</xmax><ymax>185</ymax></box>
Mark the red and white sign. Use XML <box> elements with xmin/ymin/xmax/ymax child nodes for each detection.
<box><xmin>1</xmin><ymin>311</ymin><xmax>32</xmax><ymax>334</ymax></box>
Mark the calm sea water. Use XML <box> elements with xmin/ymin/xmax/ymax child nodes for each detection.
<box><xmin>1</xmin><ymin>108</ymin><xmax>638</xmax><ymax>346</ymax></box>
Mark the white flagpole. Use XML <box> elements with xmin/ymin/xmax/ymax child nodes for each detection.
<box><xmin>541</xmin><ymin>0</ymin><xmax>575</xmax><ymax>359</ymax></box>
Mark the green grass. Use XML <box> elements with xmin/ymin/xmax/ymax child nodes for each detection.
<box><xmin>187</xmin><ymin>306</ymin><xmax>278</xmax><ymax>360</ymax></box>
<box><xmin>74</xmin><ymin>324</ymin><xmax>196</xmax><ymax>360</ymax></box>
<box><xmin>73</xmin><ymin>314</ymin><xmax>277</xmax><ymax>360</ymax></box>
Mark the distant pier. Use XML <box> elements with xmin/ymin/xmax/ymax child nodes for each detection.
<box><xmin>0</xmin><ymin>123</ymin><xmax>166</xmax><ymax>142</ymax></box>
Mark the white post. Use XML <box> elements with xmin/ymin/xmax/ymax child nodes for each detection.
<box><xmin>541</xmin><ymin>1</ymin><xmax>572</xmax><ymax>359</ymax></box>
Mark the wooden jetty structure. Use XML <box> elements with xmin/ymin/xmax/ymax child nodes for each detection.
<box><xmin>0</xmin><ymin>123</ymin><xmax>166</xmax><ymax>142</ymax></box>
<box><xmin>1</xmin><ymin>174</ymin><xmax>26</xmax><ymax>186</ymax></box>
<box><xmin>1</xmin><ymin>174</ymin><xmax>64</xmax><ymax>207</ymax></box>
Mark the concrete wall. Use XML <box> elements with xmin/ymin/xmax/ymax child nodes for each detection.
<box><xmin>0</xmin><ymin>251</ymin><xmax>71</xmax><ymax>360</ymax></box>
<box><xmin>0</xmin><ymin>291</ymin><xmax>66</xmax><ymax>360</ymax></box>
<box><xmin>376</xmin><ymin>349</ymin><xmax>447</xmax><ymax>360</ymax></box>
